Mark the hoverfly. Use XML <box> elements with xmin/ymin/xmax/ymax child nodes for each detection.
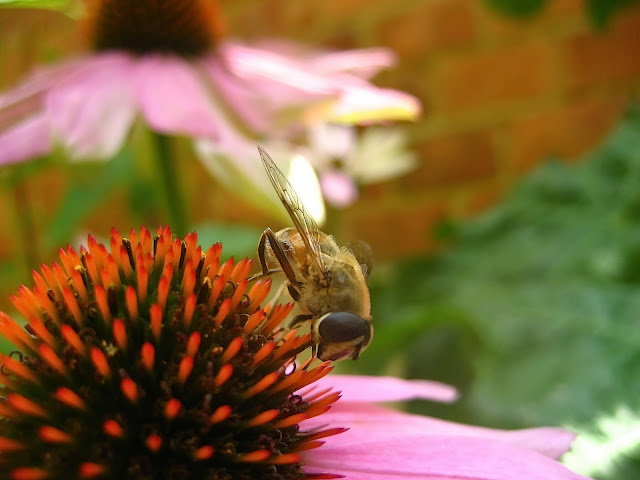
<box><xmin>254</xmin><ymin>146</ymin><xmax>374</xmax><ymax>361</ymax></box>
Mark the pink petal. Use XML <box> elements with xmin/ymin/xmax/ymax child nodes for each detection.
<box><xmin>200</xmin><ymin>57</ymin><xmax>270</xmax><ymax>132</ymax></box>
<box><xmin>134</xmin><ymin>55</ymin><xmax>220</xmax><ymax>138</ymax></box>
<box><xmin>309</xmin><ymin>402</ymin><xmax>574</xmax><ymax>459</ymax></box>
<box><xmin>304</xmin><ymin>374</ymin><xmax>458</xmax><ymax>404</ymax></box>
<box><xmin>302</xmin><ymin>432</ymin><xmax>590</xmax><ymax>480</ymax></box>
<box><xmin>320</xmin><ymin>170</ymin><xmax>359</xmax><ymax>208</ymax></box>
<box><xmin>46</xmin><ymin>53</ymin><xmax>137</xmax><ymax>159</ymax></box>
<box><xmin>0</xmin><ymin>114</ymin><xmax>51</xmax><ymax>165</ymax></box>
<box><xmin>307</xmin><ymin>47</ymin><xmax>396</xmax><ymax>78</ymax></box>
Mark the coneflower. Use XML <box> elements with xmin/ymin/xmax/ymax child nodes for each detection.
<box><xmin>0</xmin><ymin>226</ymin><xmax>342</xmax><ymax>479</ymax></box>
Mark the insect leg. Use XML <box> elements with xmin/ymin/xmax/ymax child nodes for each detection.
<box><xmin>264</xmin><ymin>228</ymin><xmax>300</xmax><ymax>287</ymax></box>
<box><xmin>288</xmin><ymin>313</ymin><xmax>313</xmax><ymax>329</ymax></box>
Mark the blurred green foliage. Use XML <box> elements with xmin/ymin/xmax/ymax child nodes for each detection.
<box><xmin>485</xmin><ymin>0</ymin><xmax>640</xmax><ymax>28</ymax></box>
<box><xmin>353</xmin><ymin>106</ymin><xmax>640</xmax><ymax>479</ymax></box>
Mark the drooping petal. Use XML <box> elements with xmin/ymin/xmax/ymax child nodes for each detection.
<box><xmin>134</xmin><ymin>54</ymin><xmax>220</xmax><ymax>138</ymax></box>
<box><xmin>306</xmin><ymin>374</ymin><xmax>458</xmax><ymax>404</ymax></box>
<box><xmin>306</xmin><ymin>47</ymin><xmax>396</xmax><ymax>79</ymax></box>
<box><xmin>46</xmin><ymin>53</ymin><xmax>138</xmax><ymax>159</ymax></box>
<box><xmin>311</xmin><ymin>402</ymin><xmax>575</xmax><ymax>460</ymax></box>
<box><xmin>331</xmin><ymin>86</ymin><xmax>421</xmax><ymax>124</ymax></box>
<box><xmin>0</xmin><ymin>113</ymin><xmax>51</xmax><ymax>165</ymax></box>
<box><xmin>302</xmin><ymin>432</ymin><xmax>590</xmax><ymax>480</ymax></box>
<box><xmin>320</xmin><ymin>170</ymin><xmax>358</xmax><ymax>208</ymax></box>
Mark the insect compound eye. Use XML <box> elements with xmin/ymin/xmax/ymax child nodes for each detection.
<box><xmin>317</xmin><ymin>312</ymin><xmax>370</xmax><ymax>343</ymax></box>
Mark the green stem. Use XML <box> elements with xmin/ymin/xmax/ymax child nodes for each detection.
<box><xmin>11</xmin><ymin>174</ymin><xmax>38</xmax><ymax>276</ymax></box>
<box><xmin>153</xmin><ymin>133</ymin><xmax>188</xmax><ymax>236</ymax></box>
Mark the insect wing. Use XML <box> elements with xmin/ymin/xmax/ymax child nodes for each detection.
<box><xmin>258</xmin><ymin>146</ymin><xmax>326</xmax><ymax>272</ymax></box>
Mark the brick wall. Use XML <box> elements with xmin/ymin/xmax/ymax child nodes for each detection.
<box><xmin>1</xmin><ymin>0</ymin><xmax>639</xmax><ymax>261</ymax></box>
<box><xmin>221</xmin><ymin>0</ymin><xmax>640</xmax><ymax>258</ymax></box>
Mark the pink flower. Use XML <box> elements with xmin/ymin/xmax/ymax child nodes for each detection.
<box><xmin>300</xmin><ymin>374</ymin><xmax>590</xmax><ymax>480</ymax></box>
<box><xmin>0</xmin><ymin>2</ymin><xmax>419</xmax><ymax>166</ymax></box>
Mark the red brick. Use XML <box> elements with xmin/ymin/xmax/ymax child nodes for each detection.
<box><xmin>562</xmin><ymin>6</ymin><xmax>640</xmax><ymax>91</ymax></box>
<box><xmin>378</xmin><ymin>0</ymin><xmax>476</xmax><ymax>59</ymax></box>
<box><xmin>434</xmin><ymin>42</ymin><xmax>554</xmax><ymax>111</ymax></box>
<box><xmin>404</xmin><ymin>130</ymin><xmax>498</xmax><ymax>189</ymax></box>
<box><xmin>341</xmin><ymin>201</ymin><xmax>450</xmax><ymax>259</ymax></box>
<box><xmin>507</xmin><ymin>96</ymin><xmax>627</xmax><ymax>172</ymax></box>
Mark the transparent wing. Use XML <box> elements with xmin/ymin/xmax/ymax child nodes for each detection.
<box><xmin>258</xmin><ymin>146</ymin><xmax>326</xmax><ymax>273</ymax></box>
<box><xmin>345</xmin><ymin>240</ymin><xmax>374</xmax><ymax>281</ymax></box>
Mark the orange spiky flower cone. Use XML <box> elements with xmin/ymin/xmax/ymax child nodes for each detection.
<box><xmin>0</xmin><ymin>226</ymin><xmax>343</xmax><ymax>479</ymax></box>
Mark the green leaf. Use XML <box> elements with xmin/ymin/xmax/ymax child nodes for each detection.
<box><xmin>586</xmin><ymin>0</ymin><xmax>640</xmax><ymax>29</ymax></box>
<box><xmin>0</xmin><ymin>0</ymin><xmax>67</xmax><ymax>9</ymax></box>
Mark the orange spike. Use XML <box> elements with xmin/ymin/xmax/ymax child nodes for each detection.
<box><xmin>33</xmin><ymin>286</ymin><xmax>59</xmax><ymax>325</ymax></box>
<box><xmin>222</xmin><ymin>337</ymin><xmax>243</xmax><ymax>363</ymax></box>
<box><xmin>207</xmin><ymin>275</ymin><xmax>225</xmax><ymax>310</ymax></box>
<box><xmin>111</xmin><ymin>228</ymin><xmax>123</xmax><ymax>258</ymax></box>
<box><xmin>294</xmin><ymin>364</ymin><xmax>333</xmax><ymax>392</ymax></box>
<box><xmin>243</xmin><ymin>310</ymin><xmax>266</xmax><ymax>334</ymax></box>
<box><xmin>218</xmin><ymin>257</ymin><xmax>235</xmax><ymax>281</ymax></box>
<box><xmin>38</xmin><ymin>344</ymin><xmax>67</xmax><ymax>377</ymax></box>
<box><xmin>229</xmin><ymin>278</ymin><xmax>248</xmax><ymax>311</ymax></box>
<box><xmin>59</xmin><ymin>247</ymin><xmax>76</xmax><ymax>277</ymax></box>
<box><xmin>10</xmin><ymin>467</ymin><xmax>49</xmax><ymax>480</ymax></box>
<box><xmin>41</xmin><ymin>264</ymin><xmax>59</xmax><ymax>294</ymax></box>
<box><xmin>270</xmin><ymin>370</ymin><xmax>304</xmax><ymax>395</ymax></box>
<box><xmin>157</xmin><ymin>276</ymin><xmax>170</xmax><ymax>311</ymax></box>
<box><xmin>301</xmin><ymin>387</ymin><xmax>333</xmax><ymax>403</ymax></box>
<box><xmin>186</xmin><ymin>332</ymin><xmax>201</xmax><ymax>357</ymax></box>
<box><xmin>55</xmin><ymin>387</ymin><xmax>86</xmax><ymax>410</ymax></box>
<box><xmin>8</xmin><ymin>394</ymin><xmax>47</xmax><ymax>418</ymax></box>
<box><xmin>150</xmin><ymin>304</ymin><xmax>163</xmax><ymax>341</ymax></box>
<box><xmin>246</xmin><ymin>409</ymin><xmax>280</xmax><ymax>427</ymax></box>
<box><xmin>112</xmin><ymin>319</ymin><xmax>127</xmax><ymax>351</ymax></box>
<box><xmin>25</xmin><ymin>317</ymin><xmax>56</xmax><ymax>349</ymax></box>
<box><xmin>141</xmin><ymin>342</ymin><xmax>155</xmax><ymax>372</ymax></box>
<box><xmin>62</xmin><ymin>287</ymin><xmax>83</xmax><ymax>326</ymax></box>
<box><xmin>119</xmin><ymin>245</ymin><xmax>133</xmax><ymax>278</ymax></box>
<box><xmin>0</xmin><ymin>312</ymin><xmax>37</xmax><ymax>352</ymax></box>
<box><xmin>183</xmin><ymin>293</ymin><xmax>196</xmax><ymax>328</ymax></box>
<box><xmin>269</xmin><ymin>453</ymin><xmax>301</xmax><ymax>465</ymax></box>
<box><xmin>90</xmin><ymin>347</ymin><xmax>111</xmax><ymax>378</ymax></box>
<box><xmin>164</xmin><ymin>399</ymin><xmax>181</xmax><ymax>420</ymax></box>
<box><xmin>137</xmin><ymin>266</ymin><xmax>149</xmax><ymax>303</ymax></box>
<box><xmin>290</xmin><ymin>439</ymin><xmax>326</xmax><ymax>453</ymax></box>
<box><xmin>181</xmin><ymin>261</ymin><xmax>196</xmax><ymax>297</ymax></box>
<box><xmin>1</xmin><ymin>355</ymin><xmax>38</xmax><ymax>383</ymax></box>
<box><xmin>214</xmin><ymin>298</ymin><xmax>231</xmax><ymax>328</ymax></box>
<box><xmin>260</xmin><ymin>303</ymin><xmax>296</xmax><ymax>334</ymax></box>
<box><xmin>177</xmin><ymin>357</ymin><xmax>194</xmax><ymax>384</ymax></box>
<box><xmin>12</xmin><ymin>288</ymin><xmax>39</xmax><ymax>320</ymax></box>
<box><xmin>0</xmin><ymin>437</ymin><xmax>24</xmax><ymax>451</ymax></box>
<box><xmin>194</xmin><ymin>445</ymin><xmax>214</xmax><ymax>461</ymax></box>
<box><xmin>210</xmin><ymin>405</ymin><xmax>232</xmax><ymax>424</ymax></box>
<box><xmin>272</xmin><ymin>413</ymin><xmax>307</xmax><ymax>429</ymax></box>
<box><xmin>60</xmin><ymin>324</ymin><xmax>86</xmax><ymax>356</ymax></box>
<box><xmin>273</xmin><ymin>329</ymin><xmax>301</xmax><ymax>359</ymax></box>
<box><xmin>87</xmin><ymin>234</ymin><xmax>100</xmax><ymax>257</ymax></box>
<box><xmin>100</xmin><ymin>269</ymin><xmax>112</xmax><ymax>290</ymax></box>
<box><xmin>237</xmin><ymin>449</ymin><xmax>270</xmax><ymax>463</ymax></box>
<box><xmin>251</xmin><ymin>341</ymin><xmax>275</xmax><ymax>367</ymax></box>
<box><xmin>230</xmin><ymin>258</ymin><xmax>252</xmax><ymax>284</ymax></box>
<box><xmin>243</xmin><ymin>372</ymin><xmax>279</xmax><ymax>398</ymax></box>
<box><xmin>79</xmin><ymin>462</ymin><xmax>106</xmax><ymax>478</ymax></box>
<box><xmin>202</xmin><ymin>243</ymin><xmax>222</xmax><ymax>276</ymax></box>
<box><xmin>39</xmin><ymin>425</ymin><xmax>72</xmax><ymax>443</ymax></box>
<box><xmin>120</xmin><ymin>378</ymin><xmax>138</xmax><ymax>403</ymax></box>
<box><xmin>125</xmin><ymin>286</ymin><xmax>138</xmax><ymax>321</ymax></box>
<box><xmin>140</xmin><ymin>226</ymin><xmax>152</xmax><ymax>255</ymax></box>
<box><xmin>214</xmin><ymin>364</ymin><xmax>233</xmax><ymax>388</ymax></box>
<box><xmin>247</xmin><ymin>279</ymin><xmax>272</xmax><ymax>312</ymax></box>
<box><xmin>171</xmin><ymin>239</ymin><xmax>182</xmax><ymax>270</ymax></box>
<box><xmin>94</xmin><ymin>285</ymin><xmax>112</xmax><ymax>325</ymax></box>
<box><xmin>103</xmin><ymin>419</ymin><xmax>124</xmax><ymax>438</ymax></box>
<box><xmin>52</xmin><ymin>263</ymin><xmax>69</xmax><ymax>291</ymax></box>
<box><xmin>83</xmin><ymin>252</ymin><xmax>100</xmax><ymax>287</ymax></box>
<box><xmin>146</xmin><ymin>434</ymin><xmax>162</xmax><ymax>453</ymax></box>
<box><xmin>128</xmin><ymin>229</ymin><xmax>138</xmax><ymax>249</ymax></box>
<box><xmin>32</xmin><ymin>270</ymin><xmax>49</xmax><ymax>295</ymax></box>
<box><xmin>70</xmin><ymin>268</ymin><xmax>89</xmax><ymax>305</ymax></box>
<box><xmin>0</xmin><ymin>401</ymin><xmax>15</xmax><ymax>417</ymax></box>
